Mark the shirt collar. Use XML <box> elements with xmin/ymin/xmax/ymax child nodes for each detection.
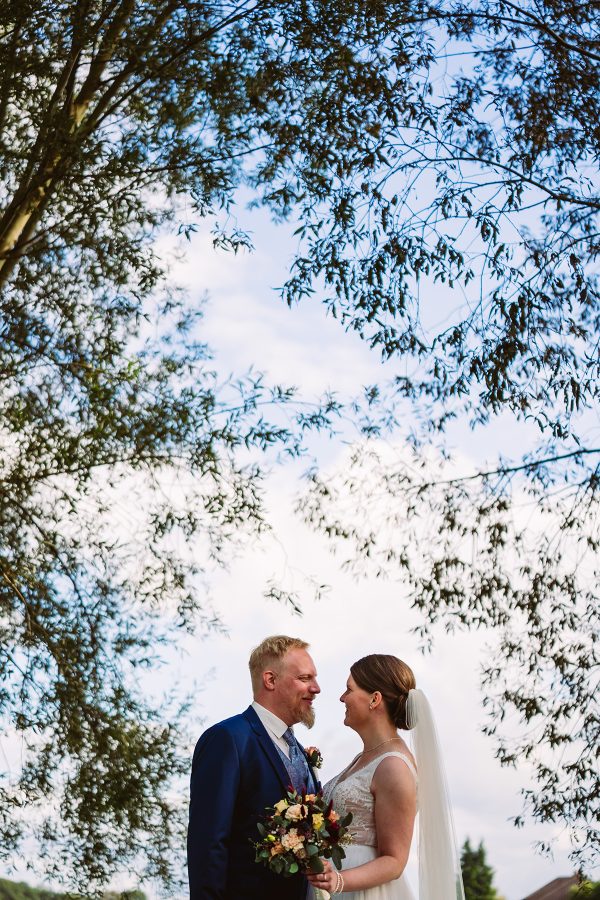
<box><xmin>251</xmin><ymin>700</ymin><xmax>290</xmax><ymax>739</ymax></box>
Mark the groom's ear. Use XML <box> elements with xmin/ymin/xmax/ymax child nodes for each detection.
<box><xmin>263</xmin><ymin>670</ymin><xmax>277</xmax><ymax>691</ymax></box>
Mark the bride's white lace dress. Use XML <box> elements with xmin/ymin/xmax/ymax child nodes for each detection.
<box><xmin>320</xmin><ymin>751</ymin><xmax>417</xmax><ymax>899</ymax></box>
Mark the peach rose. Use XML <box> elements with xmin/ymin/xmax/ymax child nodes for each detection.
<box><xmin>281</xmin><ymin>828</ymin><xmax>305</xmax><ymax>851</ymax></box>
<box><xmin>285</xmin><ymin>803</ymin><xmax>305</xmax><ymax>821</ymax></box>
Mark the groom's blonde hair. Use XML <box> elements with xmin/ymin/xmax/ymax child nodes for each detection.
<box><xmin>249</xmin><ymin>635</ymin><xmax>309</xmax><ymax>693</ymax></box>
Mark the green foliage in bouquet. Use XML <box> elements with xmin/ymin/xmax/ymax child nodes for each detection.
<box><xmin>254</xmin><ymin>789</ymin><xmax>353</xmax><ymax>877</ymax></box>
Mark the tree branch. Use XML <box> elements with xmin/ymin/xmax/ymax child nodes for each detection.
<box><xmin>405</xmin><ymin>447</ymin><xmax>600</xmax><ymax>490</ymax></box>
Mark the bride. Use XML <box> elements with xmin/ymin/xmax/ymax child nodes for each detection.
<box><xmin>307</xmin><ymin>654</ymin><xmax>465</xmax><ymax>900</ymax></box>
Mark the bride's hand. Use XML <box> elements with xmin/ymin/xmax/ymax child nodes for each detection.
<box><xmin>306</xmin><ymin>859</ymin><xmax>337</xmax><ymax>893</ymax></box>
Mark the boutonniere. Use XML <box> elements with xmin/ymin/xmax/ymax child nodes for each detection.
<box><xmin>304</xmin><ymin>746</ymin><xmax>323</xmax><ymax>769</ymax></box>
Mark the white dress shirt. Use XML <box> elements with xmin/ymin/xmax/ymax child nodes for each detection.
<box><xmin>251</xmin><ymin>700</ymin><xmax>292</xmax><ymax>759</ymax></box>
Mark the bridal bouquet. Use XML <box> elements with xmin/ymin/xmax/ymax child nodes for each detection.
<box><xmin>254</xmin><ymin>788</ymin><xmax>352</xmax><ymax>893</ymax></box>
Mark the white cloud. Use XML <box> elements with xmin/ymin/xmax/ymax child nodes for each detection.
<box><xmin>168</xmin><ymin>217</ymin><xmax>391</xmax><ymax>399</ymax></box>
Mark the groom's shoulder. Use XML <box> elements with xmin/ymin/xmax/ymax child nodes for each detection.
<box><xmin>197</xmin><ymin>706</ymin><xmax>256</xmax><ymax>745</ymax></box>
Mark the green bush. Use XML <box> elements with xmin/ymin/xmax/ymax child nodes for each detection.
<box><xmin>0</xmin><ymin>879</ymin><xmax>146</xmax><ymax>900</ymax></box>
<box><xmin>570</xmin><ymin>883</ymin><xmax>600</xmax><ymax>900</ymax></box>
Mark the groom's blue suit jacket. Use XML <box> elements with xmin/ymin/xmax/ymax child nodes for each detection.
<box><xmin>187</xmin><ymin>705</ymin><xmax>319</xmax><ymax>899</ymax></box>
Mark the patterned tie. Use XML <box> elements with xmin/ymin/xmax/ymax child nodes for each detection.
<box><xmin>282</xmin><ymin>727</ymin><xmax>311</xmax><ymax>793</ymax></box>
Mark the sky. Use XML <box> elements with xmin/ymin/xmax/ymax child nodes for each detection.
<box><xmin>156</xmin><ymin>208</ymin><xmax>586</xmax><ymax>900</ymax></box>
<box><xmin>1</xmin><ymin>202</ymin><xmax>591</xmax><ymax>900</ymax></box>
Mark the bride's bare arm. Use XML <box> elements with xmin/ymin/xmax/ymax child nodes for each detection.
<box><xmin>371</xmin><ymin>756</ymin><xmax>417</xmax><ymax>878</ymax></box>
<box><xmin>307</xmin><ymin>756</ymin><xmax>417</xmax><ymax>893</ymax></box>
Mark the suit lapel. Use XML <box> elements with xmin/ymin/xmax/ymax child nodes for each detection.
<box><xmin>243</xmin><ymin>706</ymin><xmax>291</xmax><ymax>793</ymax></box>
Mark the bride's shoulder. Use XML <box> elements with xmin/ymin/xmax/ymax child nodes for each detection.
<box><xmin>371</xmin><ymin>750</ymin><xmax>417</xmax><ymax>784</ymax></box>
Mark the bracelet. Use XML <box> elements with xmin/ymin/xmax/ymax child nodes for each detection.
<box><xmin>333</xmin><ymin>870</ymin><xmax>344</xmax><ymax>894</ymax></box>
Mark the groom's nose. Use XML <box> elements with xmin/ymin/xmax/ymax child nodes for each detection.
<box><xmin>310</xmin><ymin>679</ymin><xmax>320</xmax><ymax>695</ymax></box>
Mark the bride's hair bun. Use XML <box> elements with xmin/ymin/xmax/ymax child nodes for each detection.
<box><xmin>350</xmin><ymin>654</ymin><xmax>417</xmax><ymax>730</ymax></box>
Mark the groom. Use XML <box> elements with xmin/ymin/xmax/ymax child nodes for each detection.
<box><xmin>187</xmin><ymin>635</ymin><xmax>321</xmax><ymax>899</ymax></box>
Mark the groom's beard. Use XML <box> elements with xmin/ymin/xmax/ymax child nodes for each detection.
<box><xmin>296</xmin><ymin>703</ymin><xmax>315</xmax><ymax>729</ymax></box>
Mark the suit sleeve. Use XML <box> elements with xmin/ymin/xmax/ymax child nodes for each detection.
<box><xmin>187</xmin><ymin>725</ymin><xmax>241</xmax><ymax>899</ymax></box>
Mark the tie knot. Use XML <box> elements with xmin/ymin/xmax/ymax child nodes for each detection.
<box><xmin>282</xmin><ymin>727</ymin><xmax>295</xmax><ymax>747</ymax></box>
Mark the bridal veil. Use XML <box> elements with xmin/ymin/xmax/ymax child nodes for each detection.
<box><xmin>406</xmin><ymin>688</ymin><xmax>465</xmax><ymax>900</ymax></box>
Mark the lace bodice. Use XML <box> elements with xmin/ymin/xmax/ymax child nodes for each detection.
<box><xmin>323</xmin><ymin>752</ymin><xmax>417</xmax><ymax>849</ymax></box>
